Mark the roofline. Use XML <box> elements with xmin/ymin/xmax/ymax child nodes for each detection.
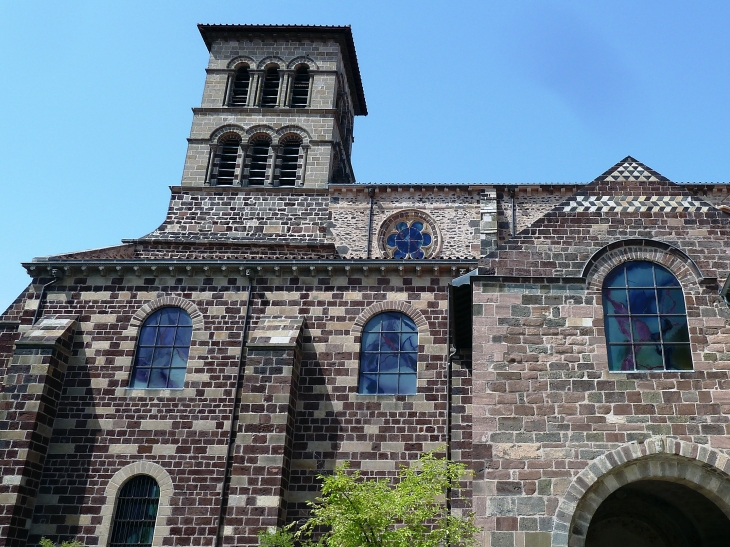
<box><xmin>197</xmin><ymin>24</ymin><xmax>367</xmax><ymax>115</ymax></box>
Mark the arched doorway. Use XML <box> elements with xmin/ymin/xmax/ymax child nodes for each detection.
<box><xmin>586</xmin><ymin>479</ymin><xmax>730</xmax><ymax>547</ymax></box>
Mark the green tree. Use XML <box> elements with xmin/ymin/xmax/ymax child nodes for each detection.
<box><xmin>260</xmin><ymin>450</ymin><xmax>478</xmax><ymax>547</ymax></box>
<box><xmin>39</xmin><ymin>538</ymin><xmax>82</xmax><ymax>547</ymax></box>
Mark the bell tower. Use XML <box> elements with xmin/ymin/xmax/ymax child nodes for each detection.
<box><xmin>181</xmin><ymin>24</ymin><xmax>367</xmax><ymax>188</ymax></box>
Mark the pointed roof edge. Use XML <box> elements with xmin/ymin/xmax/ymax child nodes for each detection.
<box><xmin>593</xmin><ymin>156</ymin><xmax>671</xmax><ymax>183</ymax></box>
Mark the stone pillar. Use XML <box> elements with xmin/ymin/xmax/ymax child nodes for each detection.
<box><xmin>0</xmin><ymin>316</ymin><xmax>77</xmax><ymax>547</ymax></box>
<box><xmin>222</xmin><ymin>317</ymin><xmax>304</xmax><ymax>546</ymax></box>
<box><xmin>267</xmin><ymin>145</ymin><xmax>280</xmax><ymax>187</ymax></box>
<box><xmin>479</xmin><ymin>189</ymin><xmax>499</xmax><ymax>256</ymax></box>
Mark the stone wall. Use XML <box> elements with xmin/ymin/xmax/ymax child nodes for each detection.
<box><xmin>0</xmin><ymin>263</ymin><xmax>474</xmax><ymax>545</ymax></box>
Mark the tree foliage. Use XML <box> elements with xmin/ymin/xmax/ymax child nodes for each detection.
<box><xmin>260</xmin><ymin>450</ymin><xmax>478</xmax><ymax>547</ymax></box>
<box><xmin>39</xmin><ymin>538</ymin><xmax>82</xmax><ymax>547</ymax></box>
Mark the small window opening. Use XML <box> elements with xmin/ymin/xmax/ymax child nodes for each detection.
<box><xmin>248</xmin><ymin>138</ymin><xmax>270</xmax><ymax>186</ymax></box>
<box><xmin>229</xmin><ymin>66</ymin><xmax>250</xmax><ymax>106</ymax></box>
<box><xmin>278</xmin><ymin>138</ymin><xmax>301</xmax><ymax>187</ymax></box>
<box><xmin>215</xmin><ymin>138</ymin><xmax>240</xmax><ymax>186</ymax></box>
<box><xmin>110</xmin><ymin>475</ymin><xmax>160</xmax><ymax>547</ymax></box>
<box><xmin>290</xmin><ymin>66</ymin><xmax>310</xmax><ymax>108</ymax></box>
<box><xmin>260</xmin><ymin>67</ymin><xmax>280</xmax><ymax>107</ymax></box>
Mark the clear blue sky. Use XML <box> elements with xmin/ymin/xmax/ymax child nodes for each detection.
<box><xmin>2</xmin><ymin>1</ymin><xmax>730</xmax><ymax>311</ymax></box>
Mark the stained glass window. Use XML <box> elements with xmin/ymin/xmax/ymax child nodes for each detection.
<box><xmin>130</xmin><ymin>307</ymin><xmax>192</xmax><ymax>389</ymax></box>
<box><xmin>110</xmin><ymin>475</ymin><xmax>160</xmax><ymax>547</ymax></box>
<box><xmin>358</xmin><ymin>312</ymin><xmax>417</xmax><ymax>395</ymax></box>
<box><xmin>603</xmin><ymin>261</ymin><xmax>692</xmax><ymax>372</ymax></box>
<box><xmin>385</xmin><ymin>221</ymin><xmax>434</xmax><ymax>259</ymax></box>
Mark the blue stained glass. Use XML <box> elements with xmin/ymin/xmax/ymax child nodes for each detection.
<box><xmin>136</xmin><ymin>348</ymin><xmax>153</xmax><ymax>368</ymax></box>
<box><xmin>175</xmin><ymin>326</ymin><xmax>192</xmax><ymax>346</ymax></box>
<box><xmin>628</xmin><ymin>289</ymin><xmax>657</xmax><ymax>314</ymax></box>
<box><xmin>362</xmin><ymin>332</ymin><xmax>380</xmax><ymax>351</ymax></box>
<box><xmin>402</xmin><ymin>315</ymin><xmax>417</xmax><ymax>332</ymax></box>
<box><xmin>139</xmin><ymin>326</ymin><xmax>156</xmax><ymax>346</ymax></box>
<box><xmin>170</xmin><ymin>347</ymin><xmax>189</xmax><ymax>368</ymax></box>
<box><xmin>148</xmin><ymin>368</ymin><xmax>169</xmax><ymax>389</ymax></box>
<box><xmin>380</xmin><ymin>354</ymin><xmax>399</xmax><ymax>372</ymax></box>
<box><xmin>401</xmin><ymin>333</ymin><xmax>417</xmax><ymax>352</ymax></box>
<box><xmin>130</xmin><ymin>367</ymin><xmax>150</xmax><ymax>388</ymax></box>
<box><xmin>157</xmin><ymin>326</ymin><xmax>175</xmax><ymax>346</ymax></box>
<box><xmin>382</xmin><ymin>333</ymin><xmax>400</xmax><ymax>352</ymax></box>
<box><xmin>606</xmin><ymin>317</ymin><xmax>631</xmax><ymax>344</ymax></box>
<box><xmin>626</xmin><ymin>262</ymin><xmax>655</xmax><ymax>287</ymax></box>
<box><xmin>168</xmin><ymin>368</ymin><xmax>186</xmax><ymax>389</ymax></box>
<box><xmin>131</xmin><ymin>307</ymin><xmax>192</xmax><ymax>389</ymax></box>
<box><xmin>655</xmin><ymin>267</ymin><xmax>681</xmax><ymax>287</ymax></box>
<box><xmin>381</xmin><ymin>313</ymin><xmax>401</xmax><ymax>331</ymax></box>
<box><xmin>360</xmin><ymin>374</ymin><xmax>378</xmax><ymax>394</ymax></box>
<box><xmin>385</xmin><ymin>219</ymin><xmax>433</xmax><ymax>259</ymax></box>
<box><xmin>358</xmin><ymin>312</ymin><xmax>418</xmax><ymax>395</ymax></box>
<box><xmin>602</xmin><ymin>261</ymin><xmax>692</xmax><ymax>372</ymax></box>
<box><xmin>632</xmin><ymin>317</ymin><xmax>660</xmax><ymax>343</ymax></box>
<box><xmin>152</xmin><ymin>347</ymin><xmax>172</xmax><ymax>368</ymax></box>
<box><xmin>159</xmin><ymin>307</ymin><xmax>180</xmax><ymax>326</ymax></box>
<box><xmin>400</xmin><ymin>352</ymin><xmax>417</xmax><ymax>373</ymax></box>
<box><xmin>361</xmin><ymin>353</ymin><xmax>378</xmax><ymax>373</ymax></box>
<box><xmin>604</xmin><ymin>290</ymin><xmax>629</xmax><ymax>314</ymax></box>
<box><xmin>604</xmin><ymin>267</ymin><xmax>626</xmax><ymax>288</ymax></box>
<box><xmin>399</xmin><ymin>374</ymin><xmax>417</xmax><ymax>394</ymax></box>
<box><xmin>378</xmin><ymin>374</ymin><xmax>398</xmax><ymax>394</ymax></box>
<box><xmin>658</xmin><ymin>289</ymin><xmax>686</xmax><ymax>314</ymax></box>
<box><xmin>607</xmin><ymin>345</ymin><xmax>633</xmax><ymax>372</ymax></box>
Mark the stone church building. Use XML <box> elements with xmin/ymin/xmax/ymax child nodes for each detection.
<box><xmin>2</xmin><ymin>24</ymin><xmax>730</xmax><ymax>547</ymax></box>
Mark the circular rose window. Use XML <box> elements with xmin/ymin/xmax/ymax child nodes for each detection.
<box><xmin>378</xmin><ymin>210</ymin><xmax>440</xmax><ymax>259</ymax></box>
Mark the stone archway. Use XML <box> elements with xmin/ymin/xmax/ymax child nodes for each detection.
<box><xmin>585</xmin><ymin>479</ymin><xmax>730</xmax><ymax>547</ymax></box>
<box><xmin>553</xmin><ymin>438</ymin><xmax>730</xmax><ymax>547</ymax></box>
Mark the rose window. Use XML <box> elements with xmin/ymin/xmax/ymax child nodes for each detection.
<box><xmin>385</xmin><ymin>220</ymin><xmax>434</xmax><ymax>259</ymax></box>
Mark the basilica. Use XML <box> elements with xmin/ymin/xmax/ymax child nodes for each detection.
<box><xmin>1</xmin><ymin>24</ymin><xmax>730</xmax><ymax>547</ymax></box>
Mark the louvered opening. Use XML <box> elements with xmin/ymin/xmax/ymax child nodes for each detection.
<box><xmin>215</xmin><ymin>139</ymin><xmax>240</xmax><ymax>185</ymax></box>
<box><xmin>290</xmin><ymin>66</ymin><xmax>310</xmax><ymax>108</ymax></box>
<box><xmin>260</xmin><ymin>67</ymin><xmax>280</xmax><ymax>107</ymax></box>
<box><xmin>109</xmin><ymin>475</ymin><xmax>160</xmax><ymax>547</ymax></box>
<box><xmin>229</xmin><ymin>66</ymin><xmax>250</xmax><ymax>106</ymax></box>
<box><xmin>278</xmin><ymin>140</ymin><xmax>301</xmax><ymax>187</ymax></box>
<box><xmin>247</xmin><ymin>139</ymin><xmax>270</xmax><ymax>186</ymax></box>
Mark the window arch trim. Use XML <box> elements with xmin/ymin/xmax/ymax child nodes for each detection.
<box><xmin>96</xmin><ymin>462</ymin><xmax>173</xmax><ymax>547</ymax></box>
<box><xmin>351</xmin><ymin>301</ymin><xmax>428</xmax><ymax>337</ymax></box>
<box><xmin>130</xmin><ymin>297</ymin><xmax>203</xmax><ymax>331</ymax></box>
<box><xmin>583</xmin><ymin>238</ymin><xmax>704</xmax><ymax>285</ymax></box>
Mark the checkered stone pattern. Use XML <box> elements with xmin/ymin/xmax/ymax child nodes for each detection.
<box><xmin>562</xmin><ymin>195</ymin><xmax>708</xmax><ymax>213</ymax></box>
<box><xmin>603</xmin><ymin>160</ymin><xmax>664</xmax><ymax>182</ymax></box>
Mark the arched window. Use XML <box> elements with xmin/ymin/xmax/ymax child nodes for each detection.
<box><xmin>358</xmin><ymin>312</ymin><xmax>417</xmax><ymax>395</ymax></box>
<box><xmin>212</xmin><ymin>136</ymin><xmax>241</xmax><ymax>185</ymax></box>
<box><xmin>277</xmin><ymin>137</ymin><xmax>301</xmax><ymax>187</ymax></box>
<box><xmin>247</xmin><ymin>137</ymin><xmax>271</xmax><ymax>186</ymax></box>
<box><xmin>603</xmin><ymin>261</ymin><xmax>692</xmax><ymax>372</ymax></box>
<box><xmin>110</xmin><ymin>475</ymin><xmax>160</xmax><ymax>547</ymax></box>
<box><xmin>229</xmin><ymin>65</ymin><xmax>250</xmax><ymax>106</ymax></box>
<box><xmin>260</xmin><ymin>66</ymin><xmax>280</xmax><ymax>107</ymax></box>
<box><xmin>130</xmin><ymin>307</ymin><xmax>192</xmax><ymax>389</ymax></box>
<box><xmin>289</xmin><ymin>65</ymin><xmax>310</xmax><ymax>107</ymax></box>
